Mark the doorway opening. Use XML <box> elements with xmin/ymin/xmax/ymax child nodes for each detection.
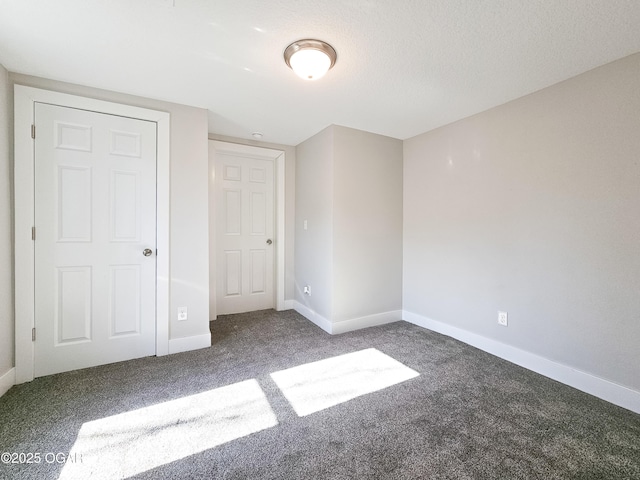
<box><xmin>208</xmin><ymin>140</ymin><xmax>286</xmax><ymax>319</ymax></box>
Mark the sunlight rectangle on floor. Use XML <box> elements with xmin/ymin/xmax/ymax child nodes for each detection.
<box><xmin>270</xmin><ymin>348</ymin><xmax>419</xmax><ymax>417</ymax></box>
<box><xmin>58</xmin><ymin>379</ymin><xmax>278</xmax><ymax>480</ymax></box>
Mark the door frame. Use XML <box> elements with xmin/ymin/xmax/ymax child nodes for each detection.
<box><xmin>208</xmin><ymin>140</ymin><xmax>286</xmax><ymax>318</ymax></box>
<box><xmin>14</xmin><ymin>85</ymin><xmax>171</xmax><ymax>383</ymax></box>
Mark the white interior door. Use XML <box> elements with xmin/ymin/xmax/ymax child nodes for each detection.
<box><xmin>34</xmin><ymin>103</ymin><xmax>157</xmax><ymax>377</ymax></box>
<box><xmin>215</xmin><ymin>150</ymin><xmax>275</xmax><ymax>315</ymax></box>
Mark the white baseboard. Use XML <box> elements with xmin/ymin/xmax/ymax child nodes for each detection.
<box><xmin>168</xmin><ymin>333</ymin><xmax>212</xmax><ymax>355</ymax></box>
<box><xmin>294</xmin><ymin>302</ymin><xmax>402</xmax><ymax>336</ymax></box>
<box><xmin>0</xmin><ymin>368</ymin><xmax>16</xmax><ymax>398</ymax></box>
<box><xmin>402</xmin><ymin>310</ymin><xmax>640</xmax><ymax>414</ymax></box>
<box><xmin>293</xmin><ymin>301</ymin><xmax>332</xmax><ymax>334</ymax></box>
<box><xmin>332</xmin><ymin>310</ymin><xmax>402</xmax><ymax>335</ymax></box>
<box><xmin>282</xmin><ymin>300</ymin><xmax>295</xmax><ymax>310</ymax></box>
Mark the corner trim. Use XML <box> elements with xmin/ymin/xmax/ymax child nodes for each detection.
<box><xmin>0</xmin><ymin>368</ymin><xmax>16</xmax><ymax>398</ymax></box>
<box><xmin>402</xmin><ymin>310</ymin><xmax>640</xmax><ymax>414</ymax></box>
<box><xmin>332</xmin><ymin>310</ymin><xmax>402</xmax><ymax>335</ymax></box>
<box><xmin>293</xmin><ymin>301</ymin><xmax>332</xmax><ymax>334</ymax></box>
<box><xmin>168</xmin><ymin>333</ymin><xmax>212</xmax><ymax>355</ymax></box>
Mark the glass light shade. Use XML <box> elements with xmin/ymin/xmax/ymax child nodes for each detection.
<box><xmin>284</xmin><ymin>39</ymin><xmax>337</xmax><ymax>81</ymax></box>
<box><xmin>289</xmin><ymin>49</ymin><xmax>332</xmax><ymax>80</ymax></box>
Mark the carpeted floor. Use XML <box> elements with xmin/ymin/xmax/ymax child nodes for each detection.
<box><xmin>1</xmin><ymin>309</ymin><xmax>639</xmax><ymax>479</ymax></box>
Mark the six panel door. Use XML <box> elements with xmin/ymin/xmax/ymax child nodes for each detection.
<box><xmin>215</xmin><ymin>152</ymin><xmax>275</xmax><ymax>314</ymax></box>
<box><xmin>34</xmin><ymin>103</ymin><xmax>157</xmax><ymax>376</ymax></box>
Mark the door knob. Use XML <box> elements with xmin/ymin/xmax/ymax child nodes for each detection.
<box><xmin>266</xmin><ymin>239</ymin><xmax>273</xmax><ymax>245</ymax></box>
<box><xmin>143</xmin><ymin>248</ymin><xmax>153</xmax><ymax>257</ymax></box>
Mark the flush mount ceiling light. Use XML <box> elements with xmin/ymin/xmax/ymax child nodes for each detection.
<box><xmin>284</xmin><ymin>39</ymin><xmax>337</xmax><ymax>81</ymax></box>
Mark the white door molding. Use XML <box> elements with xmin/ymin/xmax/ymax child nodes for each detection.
<box><xmin>14</xmin><ymin>85</ymin><xmax>170</xmax><ymax>383</ymax></box>
<box><xmin>208</xmin><ymin>140</ymin><xmax>286</xmax><ymax>318</ymax></box>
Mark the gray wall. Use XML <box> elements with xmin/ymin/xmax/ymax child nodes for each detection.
<box><xmin>332</xmin><ymin>126</ymin><xmax>403</xmax><ymax>323</ymax></box>
<box><xmin>0</xmin><ymin>63</ymin><xmax>13</xmax><ymax>378</ymax></box>
<box><xmin>10</xmin><ymin>73</ymin><xmax>211</xmax><ymax>342</ymax></box>
<box><xmin>295</xmin><ymin>125</ymin><xmax>403</xmax><ymax>328</ymax></box>
<box><xmin>208</xmin><ymin>133</ymin><xmax>296</xmax><ymax>305</ymax></box>
<box><xmin>403</xmin><ymin>53</ymin><xmax>640</xmax><ymax>391</ymax></box>
<box><xmin>295</xmin><ymin>127</ymin><xmax>334</xmax><ymax>320</ymax></box>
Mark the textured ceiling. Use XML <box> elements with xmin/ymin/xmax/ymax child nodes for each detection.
<box><xmin>1</xmin><ymin>1</ymin><xmax>640</xmax><ymax>145</ymax></box>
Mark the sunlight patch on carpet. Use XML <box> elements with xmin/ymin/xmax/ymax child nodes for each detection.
<box><xmin>270</xmin><ymin>348</ymin><xmax>419</xmax><ymax>417</ymax></box>
<box><xmin>58</xmin><ymin>379</ymin><xmax>278</xmax><ymax>479</ymax></box>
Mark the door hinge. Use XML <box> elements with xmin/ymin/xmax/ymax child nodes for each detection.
<box><xmin>32</xmin><ymin>328</ymin><xmax>36</xmax><ymax>342</ymax></box>
<box><xmin>31</xmin><ymin>124</ymin><xmax>35</xmax><ymax>139</ymax></box>
<box><xmin>32</xmin><ymin>226</ymin><xmax>36</xmax><ymax>241</ymax></box>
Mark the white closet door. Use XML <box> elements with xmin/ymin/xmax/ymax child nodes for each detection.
<box><xmin>34</xmin><ymin>103</ymin><xmax>157</xmax><ymax>376</ymax></box>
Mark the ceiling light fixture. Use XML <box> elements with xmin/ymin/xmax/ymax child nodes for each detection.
<box><xmin>284</xmin><ymin>39</ymin><xmax>337</xmax><ymax>81</ymax></box>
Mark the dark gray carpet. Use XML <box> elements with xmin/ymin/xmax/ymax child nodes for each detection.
<box><xmin>1</xmin><ymin>309</ymin><xmax>639</xmax><ymax>479</ymax></box>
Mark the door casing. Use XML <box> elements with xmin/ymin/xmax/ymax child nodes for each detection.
<box><xmin>14</xmin><ymin>85</ymin><xmax>171</xmax><ymax>383</ymax></box>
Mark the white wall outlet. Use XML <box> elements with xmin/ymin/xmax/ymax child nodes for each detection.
<box><xmin>498</xmin><ymin>311</ymin><xmax>508</xmax><ymax>326</ymax></box>
<box><xmin>303</xmin><ymin>285</ymin><xmax>311</xmax><ymax>296</ymax></box>
<box><xmin>178</xmin><ymin>307</ymin><xmax>188</xmax><ymax>321</ymax></box>
<box><xmin>303</xmin><ymin>220</ymin><xmax>308</xmax><ymax>230</ymax></box>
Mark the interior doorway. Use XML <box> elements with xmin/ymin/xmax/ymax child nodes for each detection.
<box><xmin>14</xmin><ymin>86</ymin><xmax>170</xmax><ymax>383</ymax></box>
<box><xmin>208</xmin><ymin>140</ymin><xmax>286</xmax><ymax>319</ymax></box>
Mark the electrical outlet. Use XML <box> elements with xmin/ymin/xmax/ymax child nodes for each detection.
<box><xmin>303</xmin><ymin>285</ymin><xmax>311</xmax><ymax>296</ymax></box>
<box><xmin>178</xmin><ymin>307</ymin><xmax>188</xmax><ymax>321</ymax></box>
<box><xmin>498</xmin><ymin>311</ymin><xmax>508</xmax><ymax>326</ymax></box>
